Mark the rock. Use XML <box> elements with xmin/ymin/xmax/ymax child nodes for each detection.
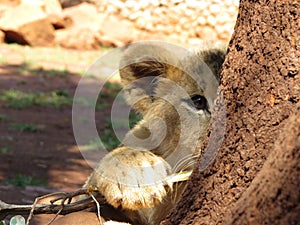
<box><xmin>61</xmin><ymin>2</ymin><xmax>100</xmax><ymax>29</ymax></box>
<box><xmin>54</xmin><ymin>3</ymin><xmax>104</xmax><ymax>49</ymax></box>
<box><xmin>0</xmin><ymin>0</ymin><xmax>62</xmax><ymax>14</ymax></box>
<box><xmin>59</xmin><ymin>0</ymin><xmax>85</xmax><ymax>8</ymax></box>
<box><xmin>56</xmin><ymin>27</ymin><xmax>102</xmax><ymax>50</ymax></box>
<box><xmin>197</xmin><ymin>17</ymin><xmax>207</xmax><ymax>26</ymax></box>
<box><xmin>188</xmin><ymin>38</ymin><xmax>205</xmax><ymax>47</ymax></box>
<box><xmin>196</xmin><ymin>26</ymin><xmax>218</xmax><ymax>41</ymax></box>
<box><xmin>98</xmin><ymin>15</ymin><xmax>138</xmax><ymax>47</ymax></box>
<box><xmin>0</xmin><ymin>0</ymin><xmax>239</xmax><ymax>49</ymax></box>
<box><xmin>209</xmin><ymin>4</ymin><xmax>222</xmax><ymax>16</ymax></box>
<box><xmin>136</xmin><ymin>17</ymin><xmax>148</xmax><ymax>29</ymax></box>
<box><xmin>0</xmin><ymin>0</ymin><xmax>21</xmax><ymax>7</ymax></box>
<box><xmin>0</xmin><ymin>1</ymin><xmax>55</xmax><ymax>46</ymax></box>
<box><xmin>42</xmin><ymin>0</ymin><xmax>62</xmax><ymax>15</ymax></box>
<box><xmin>49</xmin><ymin>14</ymin><xmax>73</xmax><ymax>29</ymax></box>
<box><xmin>5</xmin><ymin>18</ymin><xmax>55</xmax><ymax>46</ymax></box>
<box><xmin>0</xmin><ymin>29</ymin><xmax>5</xmax><ymax>43</ymax></box>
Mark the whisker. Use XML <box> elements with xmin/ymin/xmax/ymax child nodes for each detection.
<box><xmin>173</xmin><ymin>154</ymin><xmax>199</xmax><ymax>172</ymax></box>
<box><xmin>181</xmin><ymin>160</ymin><xmax>197</xmax><ymax>171</ymax></box>
<box><xmin>173</xmin><ymin>154</ymin><xmax>193</xmax><ymax>172</ymax></box>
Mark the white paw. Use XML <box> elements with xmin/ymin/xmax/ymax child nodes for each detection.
<box><xmin>86</xmin><ymin>147</ymin><xmax>172</xmax><ymax>210</ymax></box>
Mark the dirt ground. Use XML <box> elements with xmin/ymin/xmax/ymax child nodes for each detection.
<box><xmin>0</xmin><ymin>44</ymin><xmax>116</xmax><ymax>224</ymax></box>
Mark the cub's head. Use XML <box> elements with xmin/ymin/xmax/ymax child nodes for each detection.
<box><xmin>119</xmin><ymin>42</ymin><xmax>226</xmax><ymax>170</ymax></box>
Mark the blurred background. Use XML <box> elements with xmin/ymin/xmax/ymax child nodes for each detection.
<box><xmin>0</xmin><ymin>0</ymin><xmax>238</xmax><ymax>48</ymax></box>
<box><xmin>0</xmin><ymin>0</ymin><xmax>238</xmax><ymax>224</ymax></box>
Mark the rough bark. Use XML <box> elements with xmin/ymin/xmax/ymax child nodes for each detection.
<box><xmin>161</xmin><ymin>0</ymin><xmax>300</xmax><ymax>224</ymax></box>
<box><xmin>226</xmin><ymin>102</ymin><xmax>300</xmax><ymax>224</ymax></box>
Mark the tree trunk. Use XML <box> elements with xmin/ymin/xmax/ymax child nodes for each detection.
<box><xmin>161</xmin><ymin>0</ymin><xmax>299</xmax><ymax>224</ymax></box>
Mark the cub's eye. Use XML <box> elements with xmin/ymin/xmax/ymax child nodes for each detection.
<box><xmin>191</xmin><ymin>95</ymin><xmax>208</xmax><ymax>110</ymax></box>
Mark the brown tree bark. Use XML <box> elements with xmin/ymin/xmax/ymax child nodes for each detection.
<box><xmin>161</xmin><ymin>0</ymin><xmax>299</xmax><ymax>224</ymax></box>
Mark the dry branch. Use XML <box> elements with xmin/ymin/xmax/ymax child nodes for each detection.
<box><xmin>0</xmin><ymin>189</ymin><xmax>106</xmax><ymax>220</ymax></box>
<box><xmin>0</xmin><ymin>171</ymin><xmax>192</xmax><ymax>221</ymax></box>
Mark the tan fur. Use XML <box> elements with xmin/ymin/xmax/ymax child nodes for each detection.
<box><xmin>85</xmin><ymin>42</ymin><xmax>226</xmax><ymax>225</ymax></box>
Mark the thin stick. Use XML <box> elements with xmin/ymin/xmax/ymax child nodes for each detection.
<box><xmin>26</xmin><ymin>196</ymin><xmax>38</xmax><ymax>225</ymax></box>
<box><xmin>0</xmin><ymin>190</ymin><xmax>106</xmax><ymax>220</ymax></box>
<box><xmin>90</xmin><ymin>193</ymin><xmax>103</xmax><ymax>225</ymax></box>
<box><xmin>46</xmin><ymin>206</ymin><xmax>63</xmax><ymax>225</ymax></box>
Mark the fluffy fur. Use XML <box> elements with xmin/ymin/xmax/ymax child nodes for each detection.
<box><xmin>85</xmin><ymin>42</ymin><xmax>226</xmax><ymax>225</ymax></box>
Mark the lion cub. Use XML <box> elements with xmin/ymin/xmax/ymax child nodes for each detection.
<box><xmin>85</xmin><ymin>42</ymin><xmax>226</xmax><ymax>225</ymax></box>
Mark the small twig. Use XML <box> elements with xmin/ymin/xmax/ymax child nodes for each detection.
<box><xmin>26</xmin><ymin>196</ymin><xmax>38</xmax><ymax>225</ymax></box>
<box><xmin>46</xmin><ymin>206</ymin><xmax>63</xmax><ymax>225</ymax></box>
<box><xmin>0</xmin><ymin>189</ymin><xmax>107</xmax><ymax>220</ymax></box>
<box><xmin>90</xmin><ymin>193</ymin><xmax>103</xmax><ymax>225</ymax></box>
<box><xmin>26</xmin><ymin>191</ymin><xmax>68</xmax><ymax>225</ymax></box>
<box><xmin>50</xmin><ymin>189</ymin><xmax>88</xmax><ymax>205</ymax></box>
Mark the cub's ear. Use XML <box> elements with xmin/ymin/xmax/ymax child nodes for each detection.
<box><xmin>119</xmin><ymin>43</ymin><xmax>179</xmax><ymax>114</ymax></box>
<box><xmin>194</xmin><ymin>43</ymin><xmax>227</xmax><ymax>81</ymax></box>
<box><xmin>119</xmin><ymin>43</ymin><xmax>179</xmax><ymax>85</ymax></box>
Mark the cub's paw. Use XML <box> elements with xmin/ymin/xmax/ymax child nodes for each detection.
<box><xmin>85</xmin><ymin>147</ymin><xmax>172</xmax><ymax>210</ymax></box>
